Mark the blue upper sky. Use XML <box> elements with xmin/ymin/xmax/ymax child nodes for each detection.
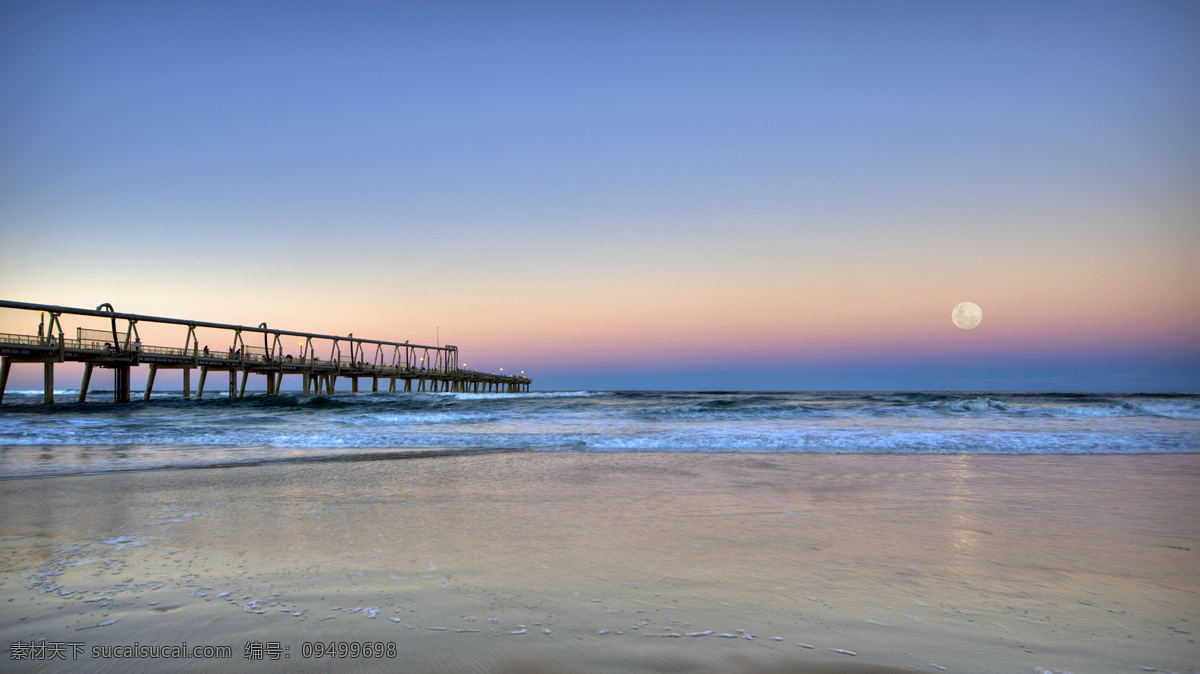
<box><xmin>2</xmin><ymin>1</ymin><xmax>1198</xmax><ymax>390</ymax></box>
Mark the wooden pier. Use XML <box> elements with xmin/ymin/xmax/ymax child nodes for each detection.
<box><xmin>0</xmin><ymin>300</ymin><xmax>531</xmax><ymax>404</ymax></box>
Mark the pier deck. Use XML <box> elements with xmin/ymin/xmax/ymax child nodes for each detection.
<box><xmin>0</xmin><ymin>300</ymin><xmax>531</xmax><ymax>404</ymax></box>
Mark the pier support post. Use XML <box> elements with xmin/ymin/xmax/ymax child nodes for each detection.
<box><xmin>302</xmin><ymin>372</ymin><xmax>310</xmax><ymax>394</ymax></box>
<box><xmin>388</xmin><ymin>377</ymin><xmax>395</xmax><ymax>393</ymax></box>
<box><xmin>143</xmin><ymin>364</ymin><xmax>157</xmax><ymax>401</ymax></box>
<box><xmin>228</xmin><ymin>370</ymin><xmax>236</xmax><ymax>398</ymax></box>
<box><xmin>372</xmin><ymin>376</ymin><xmax>378</xmax><ymax>393</ymax></box>
<box><xmin>352</xmin><ymin>377</ymin><xmax>358</xmax><ymax>393</ymax></box>
<box><xmin>0</xmin><ymin>356</ymin><xmax>9</xmax><ymax>404</ymax></box>
<box><xmin>114</xmin><ymin>365</ymin><xmax>131</xmax><ymax>402</ymax></box>
<box><xmin>328</xmin><ymin>375</ymin><xmax>336</xmax><ymax>394</ymax></box>
<box><xmin>197</xmin><ymin>367</ymin><xmax>208</xmax><ymax>399</ymax></box>
<box><xmin>182</xmin><ymin>368</ymin><xmax>191</xmax><ymax>399</ymax></box>
<box><xmin>239</xmin><ymin>371</ymin><xmax>248</xmax><ymax>398</ymax></box>
<box><xmin>266</xmin><ymin>371</ymin><xmax>275</xmax><ymax>395</ymax></box>
<box><xmin>78</xmin><ymin>362</ymin><xmax>93</xmax><ymax>402</ymax></box>
<box><xmin>43</xmin><ymin>362</ymin><xmax>54</xmax><ymax>404</ymax></box>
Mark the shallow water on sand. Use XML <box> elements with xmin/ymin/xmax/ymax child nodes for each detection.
<box><xmin>1</xmin><ymin>453</ymin><xmax>1197</xmax><ymax>672</ymax></box>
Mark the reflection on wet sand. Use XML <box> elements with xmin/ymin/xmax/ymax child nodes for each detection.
<box><xmin>0</xmin><ymin>452</ymin><xmax>1196</xmax><ymax>673</ymax></box>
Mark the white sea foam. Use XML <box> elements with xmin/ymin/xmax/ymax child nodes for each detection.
<box><xmin>436</xmin><ymin>391</ymin><xmax>605</xmax><ymax>400</ymax></box>
<box><xmin>350</xmin><ymin>412</ymin><xmax>499</xmax><ymax>425</ymax></box>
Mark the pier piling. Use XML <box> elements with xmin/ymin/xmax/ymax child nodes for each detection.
<box><xmin>43</xmin><ymin>362</ymin><xmax>54</xmax><ymax>405</ymax></box>
<box><xmin>78</xmin><ymin>362</ymin><xmax>93</xmax><ymax>402</ymax></box>
<box><xmin>114</xmin><ymin>365</ymin><xmax>131</xmax><ymax>403</ymax></box>
<box><xmin>144</xmin><ymin>364</ymin><xmax>157</xmax><ymax>401</ymax></box>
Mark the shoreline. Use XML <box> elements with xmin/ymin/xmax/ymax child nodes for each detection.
<box><xmin>4</xmin><ymin>446</ymin><xmax>1199</xmax><ymax>484</ymax></box>
<box><xmin>2</xmin><ymin>452</ymin><xmax>1197</xmax><ymax>672</ymax></box>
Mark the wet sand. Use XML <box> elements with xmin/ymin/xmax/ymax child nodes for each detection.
<box><xmin>1</xmin><ymin>452</ymin><xmax>1197</xmax><ymax>672</ymax></box>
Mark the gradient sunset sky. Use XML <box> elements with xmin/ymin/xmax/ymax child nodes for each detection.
<box><xmin>2</xmin><ymin>1</ymin><xmax>1198</xmax><ymax>391</ymax></box>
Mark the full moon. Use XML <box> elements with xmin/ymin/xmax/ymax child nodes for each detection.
<box><xmin>951</xmin><ymin>301</ymin><xmax>983</xmax><ymax>329</ymax></box>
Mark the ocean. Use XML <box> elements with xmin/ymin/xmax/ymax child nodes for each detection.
<box><xmin>1</xmin><ymin>390</ymin><xmax>1196</xmax><ymax>479</ymax></box>
<box><xmin>3</xmin><ymin>390</ymin><xmax>1198</xmax><ymax>673</ymax></box>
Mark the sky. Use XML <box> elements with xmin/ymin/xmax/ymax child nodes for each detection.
<box><xmin>1</xmin><ymin>0</ymin><xmax>1198</xmax><ymax>391</ymax></box>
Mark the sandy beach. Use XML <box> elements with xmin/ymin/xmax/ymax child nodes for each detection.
<box><xmin>1</xmin><ymin>452</ymin><xmax>1197</xmax><ymax>673</ymax></box>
